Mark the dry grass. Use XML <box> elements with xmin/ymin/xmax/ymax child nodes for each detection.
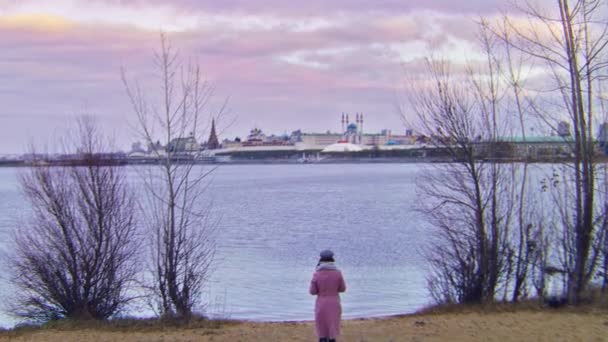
<box><xmin>1</xmin><ymin>307</ymin><xmax>607</xmax><ymax>342</ymax></box>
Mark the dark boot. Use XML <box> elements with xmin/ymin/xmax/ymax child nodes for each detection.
<box><xmin>328</xmin><ymin>339</ymin><xmax>336</xmax><ymax>342</ymax></box>
<box><xmin>319</xmin><ymin>339</ymin><xmax>328</xmax><ymax>342</ymax></box>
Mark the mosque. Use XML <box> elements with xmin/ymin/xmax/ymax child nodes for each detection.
<box><xmin>338</xmin><ymin>113</ymin><xmax>364</xmax><ymax>144</ymax></box>
<box><xmin>294</xmin><ymin>113</ymin><xmax>413</xmax><ymax>150</ymax></box>
<box><xmin>318</xmin><ymin>113</ymin><xmax>416</xmax><ymax>152</ymax></box>
<box><xmin>319</xmin><ymin>113</ymin><xmax>366</xmax><ymax>152</ymax></box>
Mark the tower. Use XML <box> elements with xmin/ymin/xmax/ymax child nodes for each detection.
<box><xmin>207</xmin><ymin>119</ymin><xmax>220</xmax><ymax>150</ymax></box>
<box><xmin>359</xmin><ymin>113</ymin><xmax>364</xmax><ymax>144</ymax></box>
<box><xmin>360</xmin><ymin>113</ymin><xmax>364</xmax><ymax>133</ymax></box>
<box><xmin>355</xmin><ymin>113</ymin><xmax>361</xmax><ymax>144</ymax></box>
<box><xmin>341</xmin><ymin>113</ymin><xmax>345</xmax><ymax>133</ymax></box>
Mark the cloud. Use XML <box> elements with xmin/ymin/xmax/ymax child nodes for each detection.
<box><xmin>0</xmin><ymin>0</ymin><xmax>515</xmax><ymax>153</ymax></box>
<box><xmin>99</xmin><ymin>0</ymin><xmax>509</xmax><ymax>16</ymax></box>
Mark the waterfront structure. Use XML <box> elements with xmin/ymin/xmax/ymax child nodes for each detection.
<box><xmin>185</xmin><ymin>115</ymin><xmax>592</xmax><ymax>162</ymax></box>
<box><xmin>520</xmin><ymin>136</ymin><xmax>574</xmax><ymax>158</ymax></box>
<box><xmin>473</xmin><ymin>136</ymin><xmax>575</xmax><ymax>159</ymax></box>
<box><xmin>322</xmin><ymin>142</ymin><xmax>363</xmax><ymax>153</ymax></box>
<box><xmin>119</xmin><ymin>114</ymin><xmax>592</xmax><ymax>163</ymax></box>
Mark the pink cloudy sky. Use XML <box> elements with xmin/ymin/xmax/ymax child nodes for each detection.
<box><xmin>0</xmin><ymin>0</ymin><xmax>520</xmax><ymax>153</ymax></box>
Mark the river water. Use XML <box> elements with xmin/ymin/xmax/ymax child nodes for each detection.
<box><xmin>0</xmin><ymin>164</ymin><xmax>431</xmax><ymax>326</ymax></box>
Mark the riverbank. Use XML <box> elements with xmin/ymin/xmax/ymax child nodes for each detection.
<box><xmin>0</xmin><ymin>156</ymin><xmax>598</xmax><ymax>167</ymax></box>
<box><xmin>2</xmin><ymin>306</ymin><xmax>607</xmax><ymax>341</ymax></box>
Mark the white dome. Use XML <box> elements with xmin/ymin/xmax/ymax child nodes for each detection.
<box><xmin>321</xmin><ymin>142</ymin><xmax>363</xmax><ymax>153</ymax></box>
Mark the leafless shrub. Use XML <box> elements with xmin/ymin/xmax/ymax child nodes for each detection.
<box><xmin>9</xmin><ymin>118</ymin><xmax>140</xmax><ymax>323</ymax></box>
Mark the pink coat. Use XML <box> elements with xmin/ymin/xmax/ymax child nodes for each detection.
<box><xmin>309</xmin><ymin>266</ymin><xmax>346</xmax><ymax>338</ymax></box>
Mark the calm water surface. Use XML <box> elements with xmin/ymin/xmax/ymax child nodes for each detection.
<box><xmin>0</xmin><ymin>164</ymin><xmax>431</xmax><ymax>326</ymax></box>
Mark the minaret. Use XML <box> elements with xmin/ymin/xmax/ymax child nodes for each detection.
<box><xmin>341</xmin><ymin>113</ymin><xmax>345</xmax><ymax>133</ymax></box>
<box><xmin>360</xmin><ymin>113</ymin><xmax>364</xmax><ymax>132</ymax></box>
<box><xmin>360</xmin><ymin>113</ymin><xmax>364</xmax><ymax>144</ymax></box>
<box><xmin>207</xmin><ymin>119</ymin><xmax>220</xmax><ymax>150</ymax></box>
<box><xmin>355</xmin><ymin>113</ymin><xmax>359</xmax><ymax>144</ymax></box>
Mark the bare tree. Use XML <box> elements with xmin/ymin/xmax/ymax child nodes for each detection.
<box><xmin>491</xmin><ymin>18</ymin><xmax>547</xmax><ymax>303</ymax></box>
<box><xmin>407</xmin><ymin>52</ymin><xmax>513</xmax><ymax>303</ymax></box>
<box><xmin>405</xmin><ymin>17</ymin><xmax>557</xmax><ymax>304</ymax></box>
<box><xmin>500</xmin><ymin>0</ymin><xmax>608</xmax><ymax>304</ymax></box>
<box><xmin>9</xmin><ymin>118</ymin><xmax>139</xmax><ymax>323</ymax></box>
<box><xmin>409</xmin><ymin>0</ymin><xmax>608</xmax><ymax>306</ymax></box>
<box><xmin>122</xmin><ymin>33</ymin><xmax>221</xmax><ymax>319</ymax></box>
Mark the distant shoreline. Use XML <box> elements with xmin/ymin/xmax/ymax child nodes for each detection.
<box><xmin>2</xmin><ymin>155</ymin><xmax>606</xmax><ymax>167</ymax></box>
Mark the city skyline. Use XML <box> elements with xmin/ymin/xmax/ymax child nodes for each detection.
<box><xmin>1</xmin><ymin>0</ymin><xmax>524</xmax><ymax>153</ymax></box>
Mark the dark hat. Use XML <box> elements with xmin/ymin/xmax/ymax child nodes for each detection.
<box><xmin>320</xmin><ymin>249</ymin><xmax>334</xmax><ymax>261</ymax></box>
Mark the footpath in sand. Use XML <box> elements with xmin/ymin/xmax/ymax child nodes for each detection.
<box><xmin>1</xmin><ymin>310</ymin><xmax>608</xmax><ymax>342</ymax></box>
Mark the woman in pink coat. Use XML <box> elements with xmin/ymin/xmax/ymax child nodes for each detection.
<box><xmin>309</xmin><ymin>249</ymin><xmax>346</xmax><ymax>342</ymax></box>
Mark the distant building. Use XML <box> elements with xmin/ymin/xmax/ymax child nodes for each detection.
<box><xmin>342</xmin><ymin>122</ymin><xmax>360</xmax><ymax>144</ymax></box>
<box><xmin>128</xmin><ymin>142</ymin><xmax>148</xmax><ymax>158</ymax></box>
<box><xmin>598</xmin><ymin>122</ymin><xmax>608</xmax><ymax>153</ymax></box>
<box><xmin>222</xmin><ymin>138</ymin><xmax>242</xmax><ymax>148</ymax></box>
<box><xmin>148</xmin><ymin>140</ymin><xmax>164</xmax><ymax>153</ymax></box>
<box><xmin>557</xmin><ymin>121</ymin><xmax>571</xmax><ymax>137</ymax></box>
<box><xmin>239</xmin><ymin>128</ymin><xmax>292</xmax><ymax>146</ymax></box>
<box><xmin>245</xmin><ymin>128</ymin><xmax>265</xmax><ymax>145</ymax></box>
<box><xmin>491</xmin><ymin>136</ymin><xmax>574</xmax><ymax>159</ymax></box>
<box><xmin>131</xmin><ymin>142</ymin><xmax>145</xmax><ymax>153</ymax></box>
<box><xmin>599</xmin><ymin>122</ymin><xmax>608</xmax><ymax>144</ymax></box>
<box><xmin>295</xmin><ymin>114</ymin><xmax>418</xmax><ymax>148</ymax></box>
<box><xmin>267</xmin><ymin>134</ymin><xmax>290</xmax><ymax>144</ymax></box>
<box><xmin>206</xmin><ymin>119</ymin><xmax>220</xmax><ymax>150</ymax></box>
<box><xmin>225</xmin><ymin>113</ymin><xmax>423</xmax><ymax>151</ymax></box>
<box><xmin>361</xmin><ymin>133</ymin><xmax>389</xmax><ymax>145</ymax></box>
<box><xmin>290</xmin><ymin>130</ymin><xmax>303</xmax><ymax>144</ymax></box>
<box><xmin>300</xmin><ymin>132</ymin><xmax>343</xmax><ymax>146</ymax></box>
<box><xmin>167</xmin><ymin>134</ymin><xmax>199</xmax><ymax>152</ymax></box>
<box><xmin>386</xmin><ymin>134</ymin><xmax>416</xmax><ymax>145</ymax></box>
